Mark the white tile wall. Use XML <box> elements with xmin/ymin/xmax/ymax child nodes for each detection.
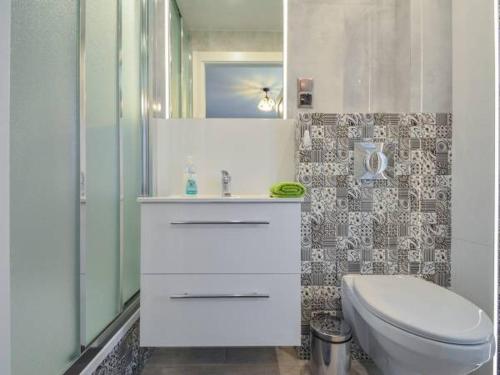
<box><xmin>451</xmin><ymin>0</ymin><xmax>496</xmax><ymax>373</ymax></box>
<box><xmin>152</xmin><ymin>118</ymin><xmax>296</xmax><ymax>196</ymax></box>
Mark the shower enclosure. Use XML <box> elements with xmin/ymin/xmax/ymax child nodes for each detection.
<box><xmin>10</xmin><ymin>0</ymin><xmax>150</xmax><ymax>373</ymax></box>
<box><xmin>80</xmin><ymin>0</ymin><xmax>143</xmax><ymax>348</ymax></box>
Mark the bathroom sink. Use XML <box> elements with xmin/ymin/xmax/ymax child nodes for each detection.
<box><xmin>175</xmin><ymin>194</ymin><xmax>242</xmax><ymax>199</ymax></box>
<box><xmin>138</xmin><ymin>195</ymin><xmax>303</xmax><ymax>203</ymax></box>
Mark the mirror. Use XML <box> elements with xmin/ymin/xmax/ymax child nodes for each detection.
<box><xmin>168</xmin><ymin>0</ymin><xmax>284</xmax><ymax>119</ymax></box>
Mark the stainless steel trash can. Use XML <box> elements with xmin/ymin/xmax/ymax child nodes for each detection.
<box><xmin>310</xmin><ymin>315</ymin><xmax>352</xmax><ymax>375</ymax></box>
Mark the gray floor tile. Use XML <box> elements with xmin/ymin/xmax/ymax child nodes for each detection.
<box><xmin>276</xmin><ymin>347</ymin><xmax>310</xmax><ymax>375</ymax></box>
<box><xmin>275</xmin><ymin>347</ymin><xmax>302</xmax><ymax>367</ymax></box>
<box><xmin>142</xmin><ymin>364</ymin><xmax>281</xmax><ymax>375</ymax></box>
<box><xmin>354</xmin><ymin>360</ymin><xmax>382</xmax><ymax>375</ymax></box>
<box><xmin>278</xmin><ymin>364</ymin><xmax>311</xmax><ymax>375</ymax></box>
<box><xmin>225</xmin><ymin>347</ymin><xmax>278</xmax><ymax>364</ymax></box>
<box><xmin>147</xmin><ymin>348</ymin><xmax>227</xmax><ymax>366</ymax></box>
<box><xmin>141</xmin><ymin>347</ymin><xmax>381</xmax><ymax>375</ymax></box>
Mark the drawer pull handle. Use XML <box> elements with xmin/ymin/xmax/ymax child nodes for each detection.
<box><xmin>170</xmin><ymin>221</ymin><xmax>270</xmax><ymax>225</ymax></box>
<box><xmin>170</xmin><ymin>293</ymin><xmax>270</xmax><ymax>299</ymax></box>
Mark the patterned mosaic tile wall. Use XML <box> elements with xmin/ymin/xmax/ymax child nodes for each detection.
<box><xmin>296</xmin><ymin>113</ymin><xmax>452</xmax><ymax>358</ymax></box>
<box><xmin>93</xmin><ymin>320</ymin><xmax>152</xmax><ymax>375</ymax></box>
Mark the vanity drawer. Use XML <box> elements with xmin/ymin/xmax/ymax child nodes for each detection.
<box><xmin>140</xmin><ymin>274</ymin><xmax>301</xmax><ymax>347</ymax></box>
<box><xmin>141</xmin><ymin>203</ymin><xmax>301</xmax><ymax>274</ymax></box>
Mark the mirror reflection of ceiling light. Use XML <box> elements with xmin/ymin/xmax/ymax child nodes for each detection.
<box><xmin>151</xmin><ymin>102</ymin><xmax>162</xmax><ymax>113</ymax></box>
<box><xmin>258</xmin><ymin>87</ymin><xmax>276</xmax><ymax>112</ymax></box>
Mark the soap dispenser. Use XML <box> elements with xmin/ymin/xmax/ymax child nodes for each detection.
<box><xmin>184</xmin><ymin>156</ymin><xmax>198</xmax><ymax>196</ymax></box>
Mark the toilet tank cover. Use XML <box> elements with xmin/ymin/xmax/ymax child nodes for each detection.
<box><xmin>352</xmin><ymin>275</ymin><xmax>494</xmax><ymax>345</ymax></box>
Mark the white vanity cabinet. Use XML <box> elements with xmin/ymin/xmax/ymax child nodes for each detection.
<box><xmin>139</xmin><ymin>196</ymin><xmax>302</xmax><ymax>347</ymax></box>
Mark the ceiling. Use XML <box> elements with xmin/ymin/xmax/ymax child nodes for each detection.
<box><xmin>175</xmin><ymin>0</ymin><xmax>283</xmax><ymax>32</ymax></box>
<box><xmin>205</xmin><ymin>63</ymin><xmax>283</xmax><ymax>118</ymax></box>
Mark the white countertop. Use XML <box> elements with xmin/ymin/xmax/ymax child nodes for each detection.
<box><xmin>138</xmin><ymin>195</ymin><xmax>304</xmax><ymax>203</ymax></box>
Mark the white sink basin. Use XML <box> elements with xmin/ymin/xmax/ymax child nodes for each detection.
<box><xmin>137</xmin><ymin>194</ymin><xmax>303</xmax><ymax>203</ymax></box>
<box><xmin>168</xmin><ymin>194</ymin><xmax>244</xmax><ymax>200</ymax></box>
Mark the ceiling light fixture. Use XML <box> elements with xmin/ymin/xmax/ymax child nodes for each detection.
<box><xmin>258</xmin><ymin>87</ymin><xmax>276</xmax><ymax>112</ymax></box>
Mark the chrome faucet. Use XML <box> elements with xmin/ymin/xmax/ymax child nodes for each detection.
<box><xmin>221</xmin><ymin>170</ymin><xmax>231</xmax><ymax>197</ymax></box>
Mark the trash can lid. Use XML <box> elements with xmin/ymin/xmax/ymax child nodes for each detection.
<box><xmin>310</xmin><ymin>314</ymin><xmax>352</xmax><ymax>343</ymax></box>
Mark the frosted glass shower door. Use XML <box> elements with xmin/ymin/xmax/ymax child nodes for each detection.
<box><xmin>83</xmin><ymin>0</ymin><xmax>121</xmax><ymax>345</ymax></box>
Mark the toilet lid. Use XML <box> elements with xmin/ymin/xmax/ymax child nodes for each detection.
<box><xmin>352</xmin><ymin>276</ymin><xmax>493</xmax><ymax>345</ymax></box>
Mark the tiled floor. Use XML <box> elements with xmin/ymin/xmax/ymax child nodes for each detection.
<box><xmin>141</xmin><ymin>347</ymin><xmax>382</xmax><ymax>375</ymax></box>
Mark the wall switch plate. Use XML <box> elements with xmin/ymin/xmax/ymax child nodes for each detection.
<box><xmin>297</xmin><ymin>78</ymin><xmax>313</xmax><ymax>108</ymax></box>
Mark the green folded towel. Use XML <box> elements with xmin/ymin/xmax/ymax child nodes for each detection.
<box><xmin>270</xmin><ymin>182</ymin><xmax>306</xmax><ymax>198</ymax></box>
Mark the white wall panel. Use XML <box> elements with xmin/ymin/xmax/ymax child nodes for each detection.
<box><xmin>451</xmin><ymin>0</ymin><xmax>496</xmax><ymax>373</ymax></box>
<box><xmin>153</xmin><ymin>119</ymin><xmax>295</xmax><ymax>196</ymax></box>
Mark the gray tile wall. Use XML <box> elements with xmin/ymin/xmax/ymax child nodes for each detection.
<box><xmin>296</xmin><ymin>113</ymin><xmax>452</xmax><ymax>358</ymax></box>
<box><xmin>287</xmin><ymin>1</ymin><xmax>452</xmax><ymax>119</ymax></box>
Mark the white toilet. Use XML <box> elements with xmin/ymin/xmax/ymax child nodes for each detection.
<box><xmin>342</xmin><ymin>275</ymin><xmax>495</xmax><ymax>375</ymax></box>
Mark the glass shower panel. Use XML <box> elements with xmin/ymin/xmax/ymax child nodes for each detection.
<box><xmin>122</xmin><ymin>0</ymin><xmax>141</xmax><ymax>302</ymax></box>
<box><xmin>84</xmin><ymin>0</ymin><xmax>121</xmax><ymax>344</ymax></box>
<box><xmin>10</xmin><ymin>0</ymin><xmax>80</xmax><ymax>373</ymax></box>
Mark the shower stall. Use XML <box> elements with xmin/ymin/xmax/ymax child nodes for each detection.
<box><xmin>9</xmin><ymin>0</ymin><xmax>151</xmax><ymax>373</ymax></box>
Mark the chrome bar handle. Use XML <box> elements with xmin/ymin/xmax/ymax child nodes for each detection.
<box><xmin>170</xmin><ymin>220</ymin><xmax>270</xmax><ymax>225</ymax></box>
<box><xmin>170</xmin><ymin>293</ymin><xmax>270</xmax><ymax>299</ymax></box>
